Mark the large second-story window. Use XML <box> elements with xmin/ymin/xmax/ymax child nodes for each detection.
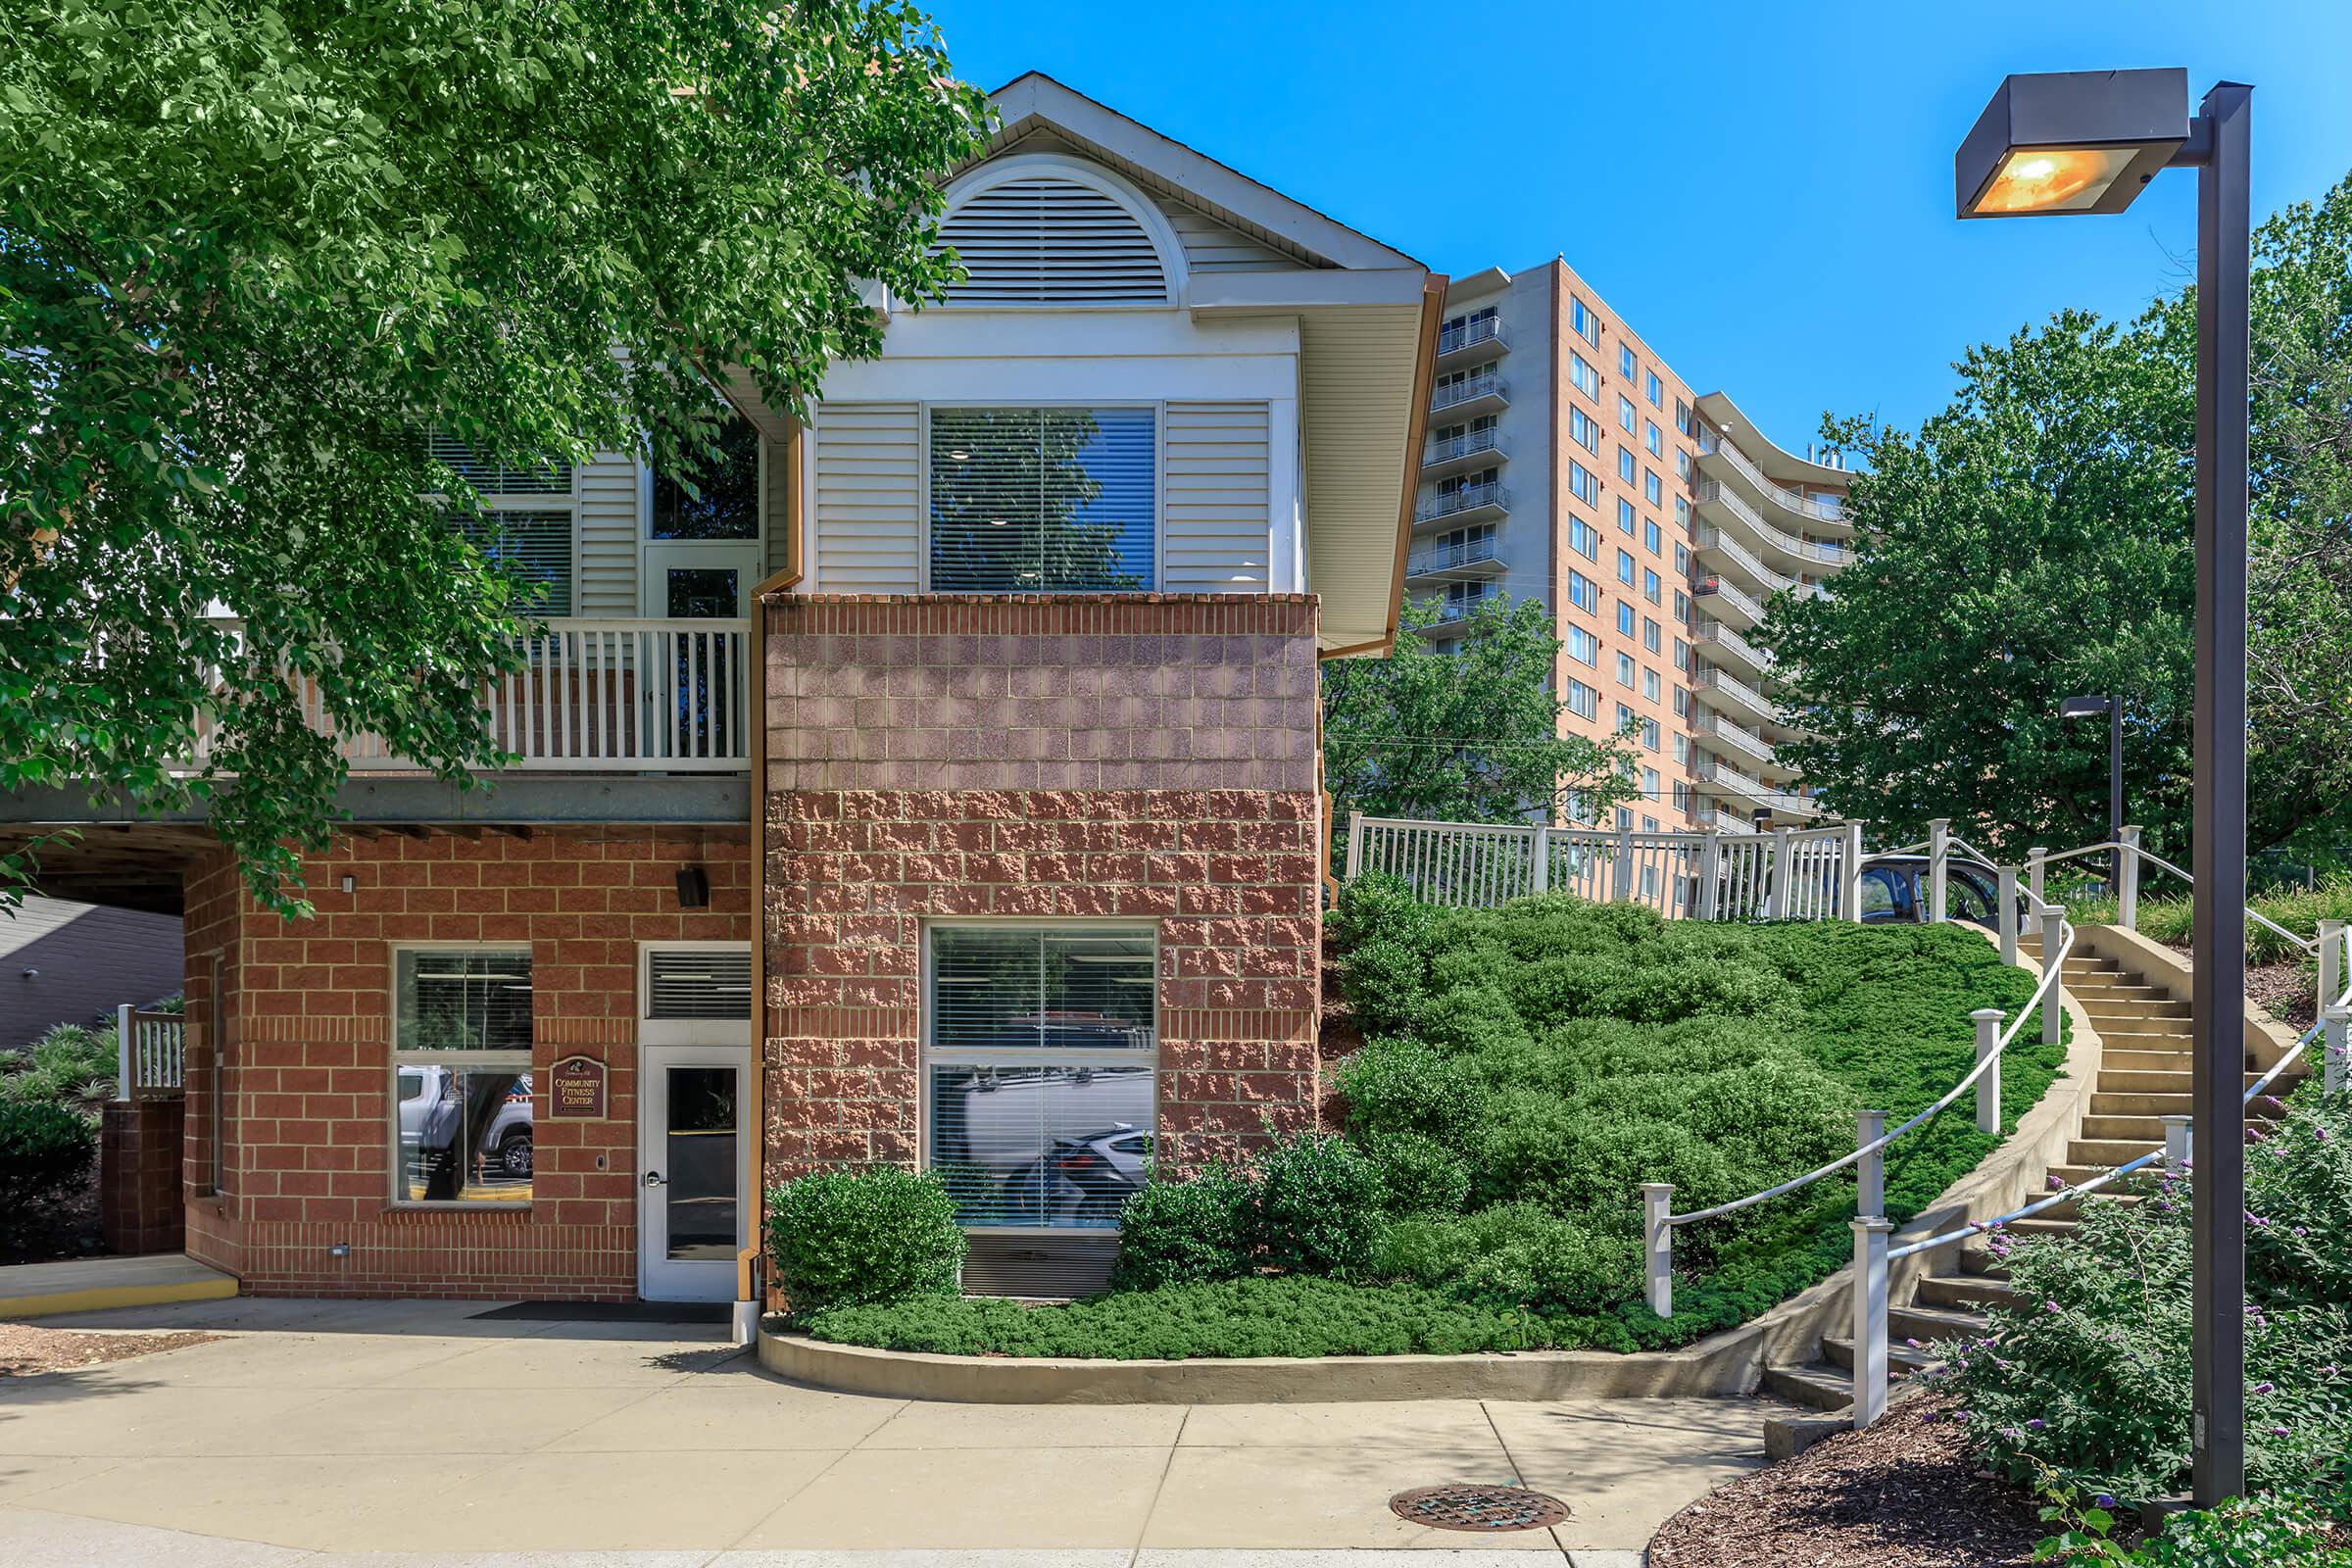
<box><xmin>652</xmin><ymin>416</ymin><xmax>760</xmax><ymax>540</ymax></box>
<box><xmin>429</xmin><ymin>433</ymin><xmax>575</xmax><ymax>616</ymax></box>
<box><xmin>929</xmin><ymin>407</ymin><xmax>1155</xmax><ymax>592</ymax></box>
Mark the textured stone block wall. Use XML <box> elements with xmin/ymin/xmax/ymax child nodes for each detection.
<box><xmin>762</xmin><ymin>594</ymin><xmax>1324</xmax><ymax>1179</ymax></box>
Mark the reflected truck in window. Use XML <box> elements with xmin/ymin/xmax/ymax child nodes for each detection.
<box><xmin>395</xmin><ymin>1066</ymin><xmax>533</xmax><ymax>1199</ymax></box>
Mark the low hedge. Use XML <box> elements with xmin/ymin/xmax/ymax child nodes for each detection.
<box><xmin>0</xmin><ymin>1100</ymin><xmax>96</xmax><ymax>1211</ymax></box>
<box><xmin>764</xmin><ymin>1166</ymin><xmax>966</xmax><ymax>1322</ymax></box>
<box><xmin>805</xmin><ymin>1274</ymin><xmax>1636</xmax><ymax>1359</ymax></box>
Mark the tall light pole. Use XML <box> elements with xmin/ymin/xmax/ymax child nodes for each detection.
<box><xmin>1956</xmin><ymin>68</ymin><xmax>2251</xmax><ymax>1507</ymax></box>
<box><xmin>2060</xmin><ymin>693</ymin><xmax>2124</xmax><ymax>897</ymax></box>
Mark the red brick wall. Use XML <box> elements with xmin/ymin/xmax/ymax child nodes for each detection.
<box><xmin>182</xmin><ymin>828</ymin><xmax>751</xmax><ymax>1299</ymax></box>
<box><xmin>763</xmin><ymin>594</ymin><xmax>1324</xmax><ymax>1182</ymax></box>
<box><xmin>100</xmin><ymin>1099</ymin><xmax>184</xmax><ymax>1254</ymax></box>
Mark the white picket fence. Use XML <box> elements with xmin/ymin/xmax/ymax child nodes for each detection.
<box><xmin>1343</xmin><ymin>812</ymin><xmax>1865</xmax><ymax>923</ymax></box>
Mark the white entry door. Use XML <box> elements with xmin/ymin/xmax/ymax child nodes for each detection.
<box><xmin>642</xmin><ymin>544</ymin><xmax>760</xmax><ymax>620</ymax></box>
<box><xmin>637</xmin><ymin>1047</ymin><xmax>750</xmax><ymax>1301</ymax></box>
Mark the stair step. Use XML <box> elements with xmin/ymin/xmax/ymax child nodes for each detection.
<box><xmin>2070</xmin><ymin>1137</ymin><xmax>2169</xmax><ymax>1165</ymax></box>
<box><xmin>2082</xmin><ymin>1113</ymin><xmax>2172</xmax><ymax>1141</ymax></box>
<box><xmin>1823</xmin><ymin>1336</ymin><xmax>1938</xmax><ymax>1376</ymax></box>
<box><xmin>2002</xmin><ymin>1216</ymin><xmax>2082</xmax><ymax>1238</ymax></box>
<box><xmin>1917</xmin><ymin>1273</ymin><xmax>2016</xmax><ymax>1310</ymax></box>
<box><xmin>2101</xmin><ymin>1069</ymin><xmax>2282</xmax><ymax>1094</ymax></box>
<box><xmin>2096</xmin><ymin>1020</ymin><xmax>2197</xmax><ymax>1038</ymax></box>
<box><xmin>2106</xmin><ymin>1049</ymin><xmax>2195</xmax><ymax>1072</ymax></box>
<box><xmin>1890</xmin><ymin>1302</ymin><xmax>1988</xmax><ymax>1344</ymax></box>
<box><xmin>2091</xmin><ymin>1091</ymin><xmax>2193</xmax><ymax>1116</ymax></box>
<box><xmin>1958</xmin><ymin>1244</ymin><xmax>2010</xmax><ymax>1280</ymax></box>
<box><xmin>1763</xmin><ymin>1361</ymin><xmax>1856</xmax><ymax>1413</ymax></box>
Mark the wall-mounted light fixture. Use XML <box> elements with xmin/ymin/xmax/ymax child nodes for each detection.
<box><xmin>675</xmin><ymin>867</ymin><xmax>710</xmax><ymax>909</ymax></box>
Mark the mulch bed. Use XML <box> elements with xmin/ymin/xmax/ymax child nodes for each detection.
<box><xmin>1649</xmin><ymin>1401</ymin><xmax>2048</xmax><ymax>1568</ymax></box>
<box><xmin>0</xmin><ymin>1322</ymin><xmax>220</xmax><ymax>1378</ymax></box>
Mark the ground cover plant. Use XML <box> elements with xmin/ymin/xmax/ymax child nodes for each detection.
<box><xmin>796</xmin><ymin>880</ymin><xmax>2065</xmax><ymax>1358</ymax></box>
<box><xmin>1932</xmin><ymin>1088</ymin><xmax>2352</xmax><ymax>1511</ymax></box>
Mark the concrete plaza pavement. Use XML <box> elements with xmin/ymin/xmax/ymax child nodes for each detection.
<box><xmin>0</xmin><ymin>1296</ymin><xmax>1773</xmax><ymax>1564</ymax></box>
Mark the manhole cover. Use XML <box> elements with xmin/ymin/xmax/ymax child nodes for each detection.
<box><xmin>1389</xmin><ymin>1483</ymin><xmax>1572</xmax><ymax>1532</ymax></box>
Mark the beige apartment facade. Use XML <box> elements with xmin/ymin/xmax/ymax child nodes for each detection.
<box><xmin>1410</xmin><ymin>259</ymin><xmax>1852</xmax><ymax>835</ymax></box>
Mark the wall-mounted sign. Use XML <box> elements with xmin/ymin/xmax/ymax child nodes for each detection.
<box><xmin>549</xmin><ymin>1055</ymin><xmax>608</xmax><ymax>1120</ymax></box>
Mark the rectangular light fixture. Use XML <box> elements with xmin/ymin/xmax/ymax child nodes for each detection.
<box><xmin>1955</xmin><ymin>69</ymin><xmax>2190</xmax><ymax>219</ymax></box>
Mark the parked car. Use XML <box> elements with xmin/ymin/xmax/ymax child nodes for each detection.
<box><xmin>1000</xmin><ymin>1125</ymin><xmax>1151</xmax><ymax>1226</ymax></box>
<box><xmin>395</xmin><ymin>1066</ymin><xmax>532</xmax><ymax>1198</ymax></box>
<box><xmin>1857</xmin><ymin>854</ymin><xmax>2007</xmax><ymax>928</ymax></box>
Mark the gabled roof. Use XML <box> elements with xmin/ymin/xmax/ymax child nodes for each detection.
<box><xmin>978</xmin><ymin>74</ymin><xmax>1426</xmax><ymax>277</ymax></box>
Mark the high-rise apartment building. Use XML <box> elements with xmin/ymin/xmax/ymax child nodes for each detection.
<box><xmin>1409</xmin><ymin>260</ymin><xmax>1853</xmax><ymax>833</ymax></box>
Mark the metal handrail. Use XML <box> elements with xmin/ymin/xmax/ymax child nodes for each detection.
<box><xmin>1700</xmin><ymin>428</ymin><xmax>1847</xmax><ymax>524</ymax></box>
<box><xmin>1416</xmin><ymin>480</ymin><xmax>1507</xmax><ymax>523</ymax></box>
<box><xmin>1657</xmin><ymin>909</ymin><xmax>2076</xmax><ymax>1231</ymax></box>
<box><xmin>1697</xmin><ymin>480</ymin><xmax>1855</xmax><ymax>567</ymax></box>
<box><xmin>1437</xmin><ymin>317</ymin><xmax>1505</xmax><ymax>356</ymax></box>
<box><xmin>2037</xmin><ymin>838</ymin><xmax>2318</xmax><ymax>955</ymax></box>
<box><xmin>1407</xmin><ymin>536</ymin><xmax>1502</xmax><ymax>575</ymax></box>
<box><xmin>1431</xmin><ymin>371</ymin><xmax>1505</xmax><ymax>412</ymax></box>
<box><xmin>1425</xmin><ymin>427</ymin><xmax>1503</xmax><ymax>466</ymax></box>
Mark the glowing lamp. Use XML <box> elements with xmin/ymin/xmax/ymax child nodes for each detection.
<box><xmin>1955</xmin><ymin>69</ymin><xmax>2188</xmax><ymax>219</ymax></box>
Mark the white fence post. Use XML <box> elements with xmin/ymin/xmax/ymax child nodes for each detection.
<box><xmin>116</xmin><ymin>1002</ymin><xmax>134</xmax><ymax>1102</ymax></box>
<box><xmin>1851</xmin><ymin>1218</ymin><xmax>1893</xmax><ymax>1429</ymax></box>
<box><xmin>1841</xmin><ymin>821</ymin><xmax>1865</xmax><ymax>922</ymax></box>
<box><xmin>1926</xmin><ymin>817</ymin><xmax>1950</xmax><ymax>923</ymax></box>
<box><xmin>1345</xmin><ymin>812</ymin><xmax>1365</xmax><ymax>880</ymax></box>
<box><xmin>1856</xmin><ymin>1108</ymin><xmax>1886</xmax><ymax>1219</ymax></box>
<box><xmin>2163</xmin><ymin>1113</ymin><xmax>2194</xmax><ymax>1171</ymax></box>
<box><xmin>1642</xmin><ymin>1183</ymin><xmax>1675</xmax><ymax>1317</ymax></box>
<box><xmin>1530</xmin><ymin>824</ymin><xmax>1550</xmax><ymax>896</ymax></box>
<box><xmin>2025</xmin><ymin>847</ymin><xmax>2047</xmax><ymax>937</ymax></box>
<box><xmin>1696</xmin><ymin>835</ymin><xmax>1724</xmax><ymax>920</ymax></box>
<box><xmin>2118</xmin><ymin>824</ymin><xmax>2142</xmax><ymax>930</ymax></box>
<box><xmin>1972</xmin><ymin>1007</ymin><xmax>2005</xmax><ymax>1135</ymax></box>
<box><xmin>2320</xmin><ymin>917</ymin><xmax>2345</xmax><ymax>1097</ymax></box>
<box><xmin>1768</xmin><ymin>827</ymin><xmax>1795</xmax><ymax>920</ymax></box>
<box><xmin>1613</xmin><ymin>829</ymin><xmax>1636</xmax><ymax>903</ymax></box>
<box><xmin>2040</xmin><ymin>904</ymin><xmax>2064</xmax><ymax>1050</ymax></box>
<box><xmin>1997</xmin><ymin>866</ymin><xmax>2020</xmax><ymax>968</ymax></box>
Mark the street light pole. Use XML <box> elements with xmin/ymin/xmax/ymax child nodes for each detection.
<box><xmin>2184</xmin><ymin>79</ymin><xmax>2251</xmax><ymax>1508</ymax></box>
<box><xmin>2107</xmin><ymin>698</ymin><xmax>2123</xmax><ymax>898</ymax></box>
<box><xmin>1956</xmin><ymin>68</ymin><xmax>2254</xmax><ymax>1507</ymax></box>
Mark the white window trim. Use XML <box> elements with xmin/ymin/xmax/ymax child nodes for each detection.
<box><xmin>638</xmin><ymin>940</ymin><xmax>756</xmax><ymax>1048</ymax></box>
<box><xmin>918</xmin><ymin>918</ymin><xmax>1160</xmax><ymax>1238</ymax></box>
<box><xmin>387</xmin><ymin>941</ymin><xmax>536</xmax><ymax>1211</ymax></box>
<box><xmin>916</xmin><ymin>402</ymin><xmax>1166</xmax><ymax>595</ymax></box>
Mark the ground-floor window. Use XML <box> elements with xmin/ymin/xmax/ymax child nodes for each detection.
<box><xmin>923</xmin><ymin>925</ymin><xmax>1156</xmax><ymax>1231</ymax></box>
<box><xmin>391</xmin><ymin>947</ymin><xmax>534</xmax><ymax>1205</ymax></box>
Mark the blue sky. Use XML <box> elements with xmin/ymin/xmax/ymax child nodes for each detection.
<box><xmin>923</xmin><ymin>0</ymin><xmax>2352</xmax><ymax>453</ymax></box>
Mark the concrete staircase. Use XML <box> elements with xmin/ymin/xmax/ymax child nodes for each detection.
<box><xmin>1761</xmin><ymin>936</ymin><xmax>2298</xmax><ymax>1439</ymax></box>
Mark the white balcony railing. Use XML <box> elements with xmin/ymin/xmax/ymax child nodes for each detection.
<box><xmin>1697</xmin><ymin>481</ymin><xmax>1854</xmax><ymax>568</ymax></box>
<box><xmin>1695</xmin><ymin>618</ymin><xmax>1773</xmax><ymax>671</ymax></box>
<box><xmin>1693</xmin><ymin>575</ymin><xmax>1767</xmax><ymax>627</ymax></box>
<box><xmin>1695</xmin><ymin>713</ymin><xmax>1775</xmax><ymax>767</ymax></box>
<box><xmin>1407</xmin><ymin>535</ymin><xmax>1503</xmax><ymax>576</ymax></box>
<box><xmin>1698</xmin><ymin>428</ymin><xmax>1846</xmax><ymax>524</ymax></box>
<box><xmin>1415</xmin><ymin>480</ymin><xmax>1508</xmax><ymax>524</ymax></box>
<box><xmin>1436</xmin><ymin>317</ymin><xmax>1506</xmax><ymax>357</ymax></box>
<box><xmin>1695</xmin><ymin>522</ymin><xmax>1799</xmax><ymax>596</ymax></box>
<box><xmin>1431</xmin><ymin>370</ymin><xmax>1506</xmax><ymax>414</ymax></box>
<box><xmin>1692</xmin><ymin>664</ymin><xmax>1780</xmax><ymax>724</ymax></box>
<box><xmin>1424</xmin><ymin>426</ymin><xmax>1503</xmax><ymax>466</ymax></box>
<box><xmin>194</xmin><ymin>617</ymin><xmax>753</xmax><ymax>773</ymax></box>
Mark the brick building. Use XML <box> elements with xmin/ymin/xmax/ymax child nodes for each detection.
<box><xmin>6</xmin><ymin>75</ymin><xmax>1440</xmax><ymax>1303</ymax></box>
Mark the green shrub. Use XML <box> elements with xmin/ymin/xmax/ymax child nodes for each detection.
<box><xmin>806</xmin><ymin>1274</ymin><xmax>1629</xmax><ymax>1359</ymax></box>
<box><xmin>0</xmin><ymin>1100</ymin><xmax>96</xmax><ymax>1209</ymax></box>
<box><xmin>1110</xmin><ymin>1162</ymin><xmax>1254</xmax><ymax>1291</ymax></box>
<box><xmin>0</xmin><ymin>1022</ymin><xmax>117</xmax><ymax>1106</ymax></box>
<box><xmin>1364</xmin><ymin>1131</ymin><xmax>1471</xmax><ymax>1217</ymax></box>
<box><xmin>1375</xmin><ymin>1202</ymin><xmax>1639</xmax><ymax>1315</ymax></box>
<box><xmin>1933</xmin><ymin>1090</ymin><xmax>2352</xmax><ymax>1507</ymax></box>
<box><xmin>2034</xmin><ymin>1487</ymin><xmax>2344</xmax><ymax>1567</ymax></box>
<box><xmin>1251</xmin><ymin>1130</ymin><xmax>1384</xmax><ymax>1278</ymax></box>
<box><xmin>764</xmin><ymin>1166</ymin><xmax>966</xmax><ymax>1321</ymax></box>
<box><xmin>1333</xmin><ymin>1036</ymin><xmax>1479</xmax><ymax>1146</ymax></box>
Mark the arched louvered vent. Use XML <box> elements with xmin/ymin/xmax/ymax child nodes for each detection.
<box><xmin>936</xmin><ymin>175</ymin><xmax>1170</xmax><ymax>306</ymax></box>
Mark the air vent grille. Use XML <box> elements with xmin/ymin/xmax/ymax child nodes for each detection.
<box><xmin>646</xmin><ymin>949</ymin><xmax>753</xmax><ymax>1021</ymax></box>
<box><xmin>959</xmin><ymin>1233</ymin><xmax>1120</xmax><ymax>1298</ymax></box>
<box><xmin>936</xmin><ymin>177</ymin><xmax>1169</xmax><ymax>306</ymax></box>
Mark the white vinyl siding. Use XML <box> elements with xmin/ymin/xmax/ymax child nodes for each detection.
<box><xmin>573</xmin><ymin>453</ymin><xmax>640</xmax><ymax>616</ymax></box>
<box><xmin>1157</xmin><ymin>202</ymin><xmax>1294</xmax><ymax>273</ymax></box>
<box><xmin>762</xmin><ymin>431</ymin><xmax>794</xmax><ymax>580</ymax></box>
<box><xmin>1162</xmin><ymin>401</ymin><xmax>1271</xmax><ymax>590</ymax></box>
<box><xmin>813</xmin><ymin>403</ymin><xmax>922</xmax><ymax>592</ymax></box>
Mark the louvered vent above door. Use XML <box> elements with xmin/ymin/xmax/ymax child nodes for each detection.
<box><xmin>646</xmin><ymin>948</ymin><xmax>753</xmax><ymax>1022</ymax></box>
<box><xmin>936</xmin><ymin>176</ymin><xmax>1170</xmax><ymax>306</ymax></box>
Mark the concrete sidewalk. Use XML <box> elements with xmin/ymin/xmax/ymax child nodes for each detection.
<box><xmin>0</xmin><ymin>1252</ymin><xmax>238</xmax><ymax>1320</ymax></box>
<box><xmin>0</xmin><ymin>1297</ymin><xmax>1768</xmax><ymax>1563</ymax></box>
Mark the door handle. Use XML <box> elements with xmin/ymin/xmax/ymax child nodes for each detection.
<box><xmin>643</xmin><ymin>1170</ymin><xmax>666</xmax><ymax>1187</ymax></box>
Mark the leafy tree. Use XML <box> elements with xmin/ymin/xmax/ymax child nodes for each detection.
<box><xmin>1322</xmin><ymin>593</ymin><xmax>1642</xmax><ymax>841</ymax></box>
<box><xmin>1760</xmin><ymin>174</ymin><xmax>2352</xmax><ymax>862</ymax></box>
<box><xmin>0</xmin><ymin>0</ymin><xmax>989</xmax><ymax>911</ymax></box>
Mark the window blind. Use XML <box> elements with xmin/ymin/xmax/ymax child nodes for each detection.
<box><xmin>928</xmin><ymin>408</ymin><xmax>1155</xmax><ymax>593</ymax></box>
<box><xmin>453</xmin><ymin>509</ymin><xmax>573</xmax><ymax>615</ymax></box>
<box><xmin>646</xmin><ymin>949</ymin><xmax>753</xmax><ymax>1021</ymax></box>
<box><xmin>427</xmin><ymin>432</ymin><xmax>572</xmax><ymax>496</ymax></box>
